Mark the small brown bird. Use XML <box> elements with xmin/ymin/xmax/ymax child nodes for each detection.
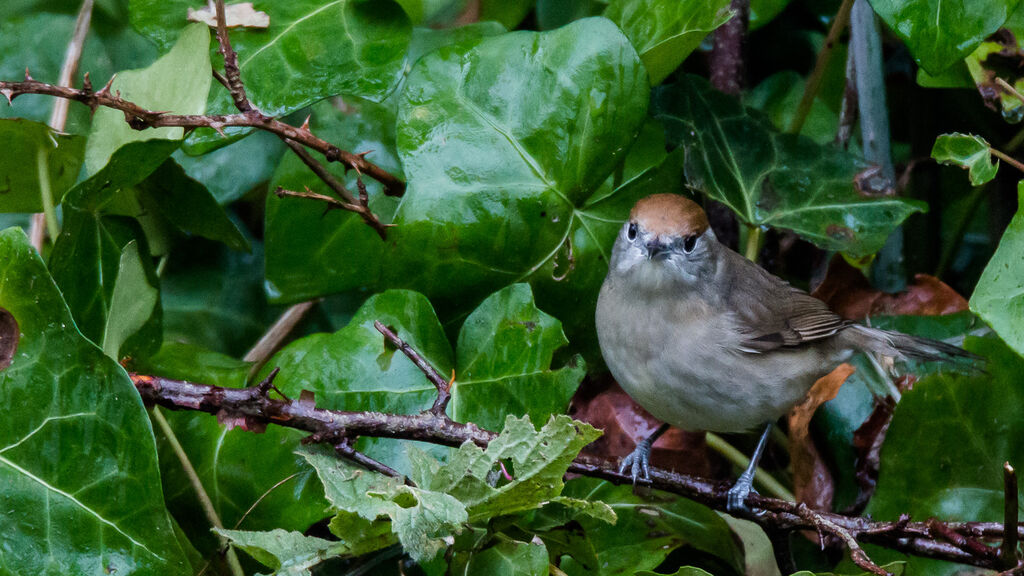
<box><xmin>595</xmin><ymin>194</ymin><xmax>976</xmax><ymax>512</ymax></box>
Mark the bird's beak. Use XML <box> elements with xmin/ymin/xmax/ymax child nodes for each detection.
<box><xmin>645</xmin><ymin>238</ymin><xmax>671</xmax><ymax>260</ymax></box>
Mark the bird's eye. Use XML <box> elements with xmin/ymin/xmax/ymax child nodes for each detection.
<box><xmin>682</xmin><ymin>234</ymin><xmax>698</xmax><ymax>253</ymax></box>
<box><xmin>626</xmin><ymin>223</ymin><xmax>638</xmax><ymax>241</ymax></box>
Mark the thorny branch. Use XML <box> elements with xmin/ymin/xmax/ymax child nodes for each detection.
<box><xmin>130</xmin><ymin>334</ymin><xmax>1024</xmax><ymax>574</ymax></box>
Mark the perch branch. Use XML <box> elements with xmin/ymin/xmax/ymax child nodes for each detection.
<box><xmin>130</xmin><ymin>369</ymin><xmax>1020</xmax><ymax>572</ymax></box>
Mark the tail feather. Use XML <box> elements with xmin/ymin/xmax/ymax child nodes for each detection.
<box><xmin>846</xmin><ymin>325</ymin><xmax>984</xmax><ymax>372</ymax></box>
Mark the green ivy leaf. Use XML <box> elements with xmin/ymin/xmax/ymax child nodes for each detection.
<box><xmin>931</xmin><ymin>133</ymin><xmax>999</xmax><ymax>186</ymax></box>
<box><xmin>865</xmin><ymin>335</ymin><xmax>1022</xmax><ymax>574</ymax></box>
<box><xmin>172</xmin><ymin>130</ymin><xmax>285</xmax><ymax>205</ymax></box>
<box><xmin>301</xmin><ymin>450</ymin><xmax>468</xmax><ymax>562</ymax></box>
<box><xmin>101</xmin><ymin>241</ymin><xmax>159</xmax><ymax>360</ymax></box>
<box><xmin>131</xmin><ymin>0</ymin><xmax>412</xmax><ymax>117</ymax></box>
<box><xmin>0</xmin><ymin>228</ymin><xmax>191</xmax><ymax>575</ymax></box>
<box><xmin>212</xmin><ymin>528</ymin><xmax>344</xmax><ymax>576</ymax></box>
<box><xmin>85</xmin><ymin>22</ymin><xmax>211</xmax><ymax>175</ymax></box>
<box><xmin>604</xmin><ymin>0</ymin><xmax>732</xmax><ymax>85</ymax></box>
<box><xmin>869</xmin><ymin>0</ymin><xmax>1023</xmax><ymax>75</ymax></box>
<box><xmin>410</xmin><ymin>415</ymin><xmax>602</xmax><ymax>520</ymax></box>
<box><xmin>449</xmin><ymin>537</ymin><xmax>550</xmax><ymax>575</ymax></box>
<box><xmin>654</xmin><ymin>75</ymin><xmax>925</xmax><ymax>258</ymax></box>
<box><xmin>970</xmin><ymin>181</ymin><xmax>1024</xmax><ymax>357</ymax></box>
<box><xmin>266</xmin><ymin>17</ymin><xmax>653</xmax><ymax>361</ymax></box>
<box><xmin>553</xmin><ymin>478</ymin><xmax>743</xmax><ymax>576</ymax></box>
<box><xmin>0</xmin><ymin>119</ymin><xmax>84</xmax><ymax>213</ymax></box>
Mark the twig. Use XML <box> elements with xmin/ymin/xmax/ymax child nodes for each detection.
<box><xmin>789</xmin><ymin>0</ymin><xmax>854</xmax><ymax>134</ymax></box>
<box><xmin>927</xmin><ymin>517</ymin><xmax>998</xmax><ymax>561</ymax></box>
<box><xmin>273</xmin><ymin>184</ymin><xmax>391</xmax><ymax>236</ymax></box>
<box><xmin>283</xmin><ymin>141</ymin><xmax>389</xmax><ymax>239</ymax></box>
<box><xmin>213</xmin><ymin>0</ymin><xmax>252</xmax><ymax>113</ymax></box>
<box><xmin>1005</xmin><ymin>462</ymin><xmax>1020</xmax><ymax>569</ymax></box>
<box><xmin>990</xmin><ymin>147</ymin><xmax>1024</xmax><ymax>175</ymax></box>
<box><xmin>0</xmin><ymin>79</ymin><xmax>406</xmax><ymax>196</ymax></box>
<box><xmin>997</xmin><ymin>77</ymin><xmax>1024</xmax><ymax>105</ymax></box>
<box><xmin>244</xmin><ymin>300</ymin><xmax>320</xmax><ymax>378</ymax></box>
<box><xmin>796</xmin><ymin>504</ymin><xmax>888</xmax><ymax>575</ymax></box>
<box><xmin>151</xmin><ymin>406</ymin><xmax>245</xmax><ymax>576</ymax></box>
<box><xmin>129</xmin><ymin>370</ymin><xmax>1016</xmax><ymax>571</ymax></box>
<box><xmin>29</xmin><ymin>0</ymin><xmax>94</xmax><ymax>253</ymax></box>
<box><xmin>373</xmin><ymin>321</ymin><xmax>452</xmax><ymax>417</ymax></box>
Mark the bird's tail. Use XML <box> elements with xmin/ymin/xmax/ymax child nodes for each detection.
<box><xmin>845</xmin><ymin>324</ymin><xmax>983</xmax><ymax>371</ymax></box>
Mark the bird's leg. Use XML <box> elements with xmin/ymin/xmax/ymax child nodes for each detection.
<box><xmin>620</xmin><ymin>422</ymin><xmax>669</xmax><ymax>484</ymax></box>
<box><xmin>727</xmin><ymin>422</ymin><xmax>772</xmax><ymax>514</ymax></box>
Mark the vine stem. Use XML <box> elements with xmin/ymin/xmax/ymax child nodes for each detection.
<box><xmin>150</xmin><ymin>407</ymin><xmax>244</xmax><ymax>576</ymax></box>
<box><xmin>706</xmin><ymin>432</ymin><xmax>795</xmax><ymax>502</ymax></box>
<box><xmin>991</xmin><ymin>148</ymin><xmax>1024</xmax><ymax>174</ymax></box>
<box><xmin>743</xmin><ymin>226</ymin><xmax>762</xmax><ymax>262</ymax></box>
<box><xmin>788</xmin><ymin>0</ymin><xmax>855</xmax><ymax>135</ymax></box>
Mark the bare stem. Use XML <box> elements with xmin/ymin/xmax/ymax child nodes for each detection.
<box><xmin>991</xmin><ymin>147</ymin><xmax>1024</xmax><ymax>175</ymax></box>
<box><xmin>789</xmin><ymin>0</ymin><xmax>854</xmax><ymax>134</ymax></box>
<box><xmin>150</xmin><ymin>406</ymin><xmax>244</xmax><ymax>576</ymax></box>
<box><xmin>244</xmin><ymin>300</ymin><xmax>320</xmax><ymax>378</ymax></box>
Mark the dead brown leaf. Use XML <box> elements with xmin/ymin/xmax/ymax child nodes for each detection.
<box><xmin>788</xmin><ymin>363</ymin><xmax>856</xmax><ymax>512</ymax></box>
<box><xmin>812</xmin><ymin>255</ymin><xmax>968</xmax><ymax>319</ymax></box>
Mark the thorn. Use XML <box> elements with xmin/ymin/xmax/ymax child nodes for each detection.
<box><xmin>356</xmin><ymin>149</ymin><xmax>373</xmax><ymax>159</ymax></box>
<box><xmin>97</xmin><ymin>74</ymin><xmax>117</xmax><ymax>97</ymax></box>
<box><xmin>209</xmin><ymin>121</ymin><xmax>226</xmax><ymax>137</ymax></box>
<box><xmin>299</xmin><ymin>114</ymin><xmax>311</xmax><ymax>134</ymax></box>
<box><xmin>1</xmin><ymin>89</ymin><xmax>12</xmax><ymax>106</ymax></box>
<box><xmin>24</xmin><ymin>68</ymin><xmax>33</xmax><ymax>81</ymax></box>
<box><xmin>82</xmin><ymin>72</ymin><xmax>92</xmax><ymax>92</ymax></box>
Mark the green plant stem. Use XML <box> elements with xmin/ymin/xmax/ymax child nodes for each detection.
<box><xmin>788</xmin><ymin>0</ymin><xmax>855</xmax><ymax>135</ymax></box>
<box><xmin>706</xmin><ymin>432</ymin><xmax>795</xmax><ymax>502</ymax></box>
<box><xmin>991</xmin><ymin>147</ymin><xmax>1024</xmax><ymax>174</ymax></box>
<box><xmin>36</xmin><ymin>148</ymin><xmax>59</xmax><ymax>241</ymax></box>
<box><xmin>150</xmin><ymin>406</ymin><xmax>244</xmax><ymax>576</ymax></box>
<box><xmin>744</xmin><ymin>225</ymin><xmax>762</xmax><ymax>262</ymax></box>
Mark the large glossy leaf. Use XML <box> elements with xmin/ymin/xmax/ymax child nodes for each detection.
<box><xmin>266</xmin><ymin>17</ymin><xmax>652</xmax><ymax>360</ymax></box>
<box><xmin>654</xmin><ymin>76</ymin><xmax>926</xmax><ymax>258</ymax></box>
<box><xmin>604</xmin><ymin>0</ymin><xmax>732</xmax><ymax>85</ymax></box>
<box><xmin>0</xmin><ymin>119</ymin><xmax>84</xmax><ymax>212</ymax></box>
<box><xmin>172</xmin><ymin>130</ymin><xmax>285</xmax><ymax>204</ymax></box>
<box><xmin>85</xmin><ymin>22</ymin><xmax>211</xmax><ymax>175</ymax></box>
<box><xmin>0</xmin><ymin>228</ymin><xmax>190</xmax><ymax>575</ymax></box>
<box><xmin>131</xmin><ymin>0</ymin><xmax>412</xmax><ymax>117</ymax></box>
<box><xmin>869</xmin><ymin>0</ymin><xmax>1022</xmax><ymax>75</ymax></box>
<box><xmin>552</xmin><ymin>478</ymin><xmax>743</xmax><ymax>576</ymax></box>
<box><xmin>970</xmin><ymin>182</ymin><xmax>1024</xmax><ymax>357</ymax></box>
<box><xmin>865</xmin><ymin>334</ymin><xmax>1024</xmax><ymax>574</ymax></box>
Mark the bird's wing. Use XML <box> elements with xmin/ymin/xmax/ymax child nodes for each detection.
<box><xmin>720</xmin><ymin>250</ymin><xmax>849</xmax><ymax>353</ymax></box>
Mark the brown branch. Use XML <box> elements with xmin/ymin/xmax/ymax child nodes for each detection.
<box><xmin>273</xmin><ymin>186</ymin><xmax>390</xmax><ymax>241</ymax></box>
<box><xmin>788</xmin><ymin>0</ymin><xmax>854</xmax><ymax>134</ymax></box>
<box><xmin>0</xmin><ymin>79</ymin><xmax>406</xmax><ymax>196</ymax></box>
<box><xmin>374</xmin><ymin>321</ymin><xmax>452</xmax><ymax>417</ymax></box>
<box><xmin>709</xmin><ymin>0</ymin><xmax>749</xmax><ymax>96</ymax></box>
<box><xmin>283</xmin><ymin>141</ymin><xmax>389</xmax><ymax>239</ymax></box>
<box><xmin>129</xmin><ymin>370</ymin><xmax>1019</xmax><ymax>572</ymax></box>
<box><xmin>797</xmin><ymin>504</ymin><xmax>887</xmax><ymax>575</ymax></box>
<box><xmin>213</xmin><ymin>0</ymin><xmax>252</xmax><ymax>113</ymax></box>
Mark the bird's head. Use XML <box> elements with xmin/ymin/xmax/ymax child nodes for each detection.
<box><xmin>608</xmin><ymin>194</ymin><xmax>717</xmax><ymax>288</ymax></box>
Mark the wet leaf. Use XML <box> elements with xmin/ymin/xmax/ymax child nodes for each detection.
<box><xmin>0</xmin><ymin>119</ymin><xmax>84</xmax><ymax>213</ymax></box>
<box><xmin>0</xmin><ymin>228</ymin><xmax>191</xmax><ymax>575</ymax></box>
<box><xmin>970</xmin><ymin>181</ymin><xmax>1024</xmax><ymax>357</ymax></box>
<box><xmin>85</xmin><ymin>23</ymin><xmax>211</xmax><ymax>175</ymax></box>
<box><xmin>931</xmin><ymin>133</ymin><xmax>999</xmax><ymax>186</ymax></box>
<box><xmin>870</xmin><ymin>0</ymin><xmax>1022</xmax><ymax>75</ymax></box>
<box><xmin>654</xmin><ymin>76</ymin><xmax>925</xmax><ymax>258</ymax></box>
<box><xmin>604</xmin><ymin>0</ymin><xmax>733</xmax><ymax>85</ymax></box>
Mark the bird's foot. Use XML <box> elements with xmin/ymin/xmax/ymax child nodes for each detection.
<box><xmin>619</xmin><ymin>440</ymin><xmax>654</xmax><ymax>484</ymax></box>
<box><xmin>726</xmin><ymin>473</ymin><xmax>759</xmax><ymax>515</ymax></box>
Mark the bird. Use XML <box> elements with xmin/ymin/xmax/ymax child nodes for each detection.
<box><xmin>595</xmin><ymin>193</ymin><xmax>978</xmax><ymax>512</ymax></box>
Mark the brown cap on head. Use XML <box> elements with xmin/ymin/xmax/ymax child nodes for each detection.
<box><xmin>629</xmin><ymin>194</ymin><xmax>709</xmax><ymax>237</ymax></box>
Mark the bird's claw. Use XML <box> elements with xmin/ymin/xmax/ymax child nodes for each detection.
<box><xmin>619</xmin><ymin>441</ymin><xmax>653</xmax><ymax>484</ymax></box>
<box><xmin>726</xmin><ymin>474</ymin><xmax>764</xmax><ymax>516</ymax></box>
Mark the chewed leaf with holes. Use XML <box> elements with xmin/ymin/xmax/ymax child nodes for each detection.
<box><xmin>0</xmin><ymin>228</ymin><xmax>190</xmax><ymax>575</ymax></box>
<box><xmin>654</xmin><ymin>76</ymin><xmax>926</xmax><ymax>258</ymax></box>
<box><xmin>265</xmin><ymin>17</ymin><xmax>655</xmax><ymax>359</ymax></box>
